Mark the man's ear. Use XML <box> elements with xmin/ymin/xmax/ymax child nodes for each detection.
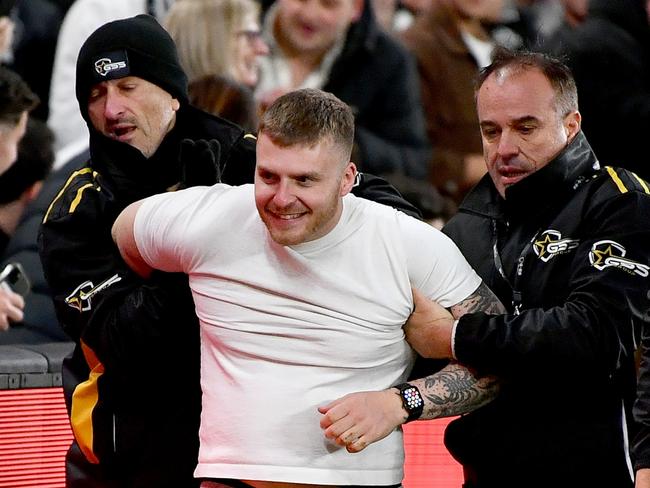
<box><xmin>20</xmin><ymin>181</ymin><xmax>42</xmax><ymax>205</ymax></box>
<box><xmin>340</xmin><ymin>162</ymin><xmax>357</xmax><ymax>196</ymax></box>
<box><xmin>564</xmin><ymin>110</ymin><xmax>581</xmax><ymax>141</ymax></box>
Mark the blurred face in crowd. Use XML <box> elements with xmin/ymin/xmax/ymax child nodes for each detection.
<box><xmin>87</xmin><ymin>76</ymin><xmax>180</xmax><ymax>158</ymax></box>
<box><xmin>275</xmin><ymin>0</ymin><xmax>364</xmax><ymax>57</ymax></box>
<box><xmin>0</xmin><ymin>111</ymin><xmax>27</xmax><ymax>176</ymax></box>
<box><xmin>255</xmin><ymin>132</ymin><xmax>356</xmax><ymax>246</ymax></box>
<box><xmin>450</xmin><ymin>0</ymin><xmax>504</xmax><ymax>21</ymax></box>
<box><xmin>232</xmin><ymin>13</ymin><xmax>269</xmax><ymax>87</ymax></box>
<box><xmin>561</xmin><ymin>0</ymin><xmax>588</xmax><ymax>25</ymax></box>
<box><xmin>477</xmin><ymin>67</ymin><xmax>581</xmax><ymax>198</ymax></box>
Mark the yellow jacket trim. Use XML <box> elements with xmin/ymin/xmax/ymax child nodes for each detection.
<box><xmin>70</xmin><ymin>341</ymin><xmax>105</xmax><ymax>464</ymax></box>
<box><xmin>632</xmin><ymin>172</ymin><xmax>650</xmax><ymax>194</ymax></box>
<box><xmin>606</xmin><ymin>166</ymin><xmax>628</xmax><ymax>194</ymax></box>
<box><xmin>69</xmin><ymin>183</ymin><xmax>97</xmax><ymax>214</ymax></box>
<box><xmin>43</xmin><ymin>168</ymin><xmax>94</xmax><ymax>223</ymax></box>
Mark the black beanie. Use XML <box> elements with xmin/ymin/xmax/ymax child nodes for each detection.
<box><xmin>76</xmin><ymin>14</ymin><xmax>188</xmax><ymax>121</ymax></box>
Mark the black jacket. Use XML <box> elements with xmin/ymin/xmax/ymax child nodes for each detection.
<box><xmin>443</xmin><ymin>132</ymin><xmax>650</xmax><ymax>487</ymax></box>
<box><xmin>39</xmin><ymin>105</ymin><xmax>256</xmax><ymax>487</ymax></box>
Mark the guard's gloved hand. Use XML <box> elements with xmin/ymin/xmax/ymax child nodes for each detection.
<box><xmin>179</xmin><ymin>138</ymin><xmax>222</xmax><ymax>188</ymax></box>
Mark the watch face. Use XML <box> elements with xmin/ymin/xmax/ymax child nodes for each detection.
<box><xmin>403</xmin><ymin>387</ymin><xmax>423</xmax><ymax>410</ymax></box>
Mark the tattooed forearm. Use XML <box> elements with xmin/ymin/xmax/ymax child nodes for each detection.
<box><xmin>450</xmin><ymin>281</ymin><xmax>506</xmax><ymax>318</ymax></box>
<box><xmin>411</xmin><ymin>362</ymin><xmax>500</xmax><ymax>419</ymax></box>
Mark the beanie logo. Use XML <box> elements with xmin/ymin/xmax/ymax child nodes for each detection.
<box><xmin>94</xmin><ymin>57</ymin><xmax>127</xmax><ymax>77</ymax></box>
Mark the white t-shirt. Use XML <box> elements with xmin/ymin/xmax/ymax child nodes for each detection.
<box><xmin>134</xmin><ymin>184</ymin><xmax>481</xmax><ymax>485</ymax></box>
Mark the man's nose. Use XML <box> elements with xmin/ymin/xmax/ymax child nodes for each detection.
<box><xmin>496</xmin><ymin>131</ymin><xmax>519</xmax><ymax>160</ymax></box>
<box><xmin>103</xmin><ymin>90</ymin><xmax>125</xmax><ymax>120</ymax></box>
<box><xmin>272</xmin><ymin>180</ymin><xmax>295</xmax><ymax>207</ymax></box>
<box><xmin>255</xmin><ymin>36</ymin><xmax>270</xmax><ymax>55</ymax></box>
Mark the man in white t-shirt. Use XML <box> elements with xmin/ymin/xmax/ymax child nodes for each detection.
<box><xmin>112</xmin><ymin>88</ymin><xmax>504</xmax><ymax>488</ymax></box>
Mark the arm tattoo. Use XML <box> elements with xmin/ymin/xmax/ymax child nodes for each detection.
<box><xmin>413</xmin><ymin>282</ymin><xmax>504</xmax><ymax>418</ymax></box>
<box><xmin>450</xmin><ymin>281</ymin><xmax>506</xmax><ymax>319</ymax></box>
<box><xmin>415</xmin><ymin>362</ymin><xmax>500</xmax><ymax>419</ymax></box>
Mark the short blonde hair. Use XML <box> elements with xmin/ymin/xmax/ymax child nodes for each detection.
<box><xmin>164</xmin><ymin>0</ymin><xmax>260</xmax><ymax>83</ymax></box>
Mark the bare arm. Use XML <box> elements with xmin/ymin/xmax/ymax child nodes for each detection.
<box><xmin>111</xmin><ymin>200</ymin><xmax>153</xmax><ymax>279</ymax></box>
<box><xmin>320</xmin><ymin>282</ymin><xmax>505</xmax><ymax>452</ymax></box>
<box><xmin>405</xmin><ymin>282</ymin><xmax>505</xmax><ymax>358</ymax></box>
<box><xmin>406</xmin><ymin>282</ymin><xmax>505</xmax><ymax>417</ymax></box>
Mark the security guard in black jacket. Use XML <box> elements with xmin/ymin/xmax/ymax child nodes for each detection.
<box><xmin>38</xmin><ymin>15</ymin><xmax>420</xmax><ymax>488</ymax></box>
<box><xmin>405</xmin><ymin>50</ymin><xmax>650</xmax><ymax>488</ymax></box>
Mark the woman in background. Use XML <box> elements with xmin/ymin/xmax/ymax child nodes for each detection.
<box><xmin>165</xmin><ymin>0</ymin><xmax>268</xmax><ymax>87</ymax></box>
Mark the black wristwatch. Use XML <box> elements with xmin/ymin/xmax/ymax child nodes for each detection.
<box><xmin>393</xmin><ymin>382</ymin><xmax>424</xmax><ymax>423</ymax></box>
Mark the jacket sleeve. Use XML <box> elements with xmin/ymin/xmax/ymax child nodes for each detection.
<box><xmin>351</xmin><ymin>172</ymin><xmax>422</xmax><ymax>220</ymax></box>
<box><xmin>38</xmin><ymin>180</ymin><xmax>196</xmax><ymax>372</ymax></box>
<box><xmin>634</xmin><ymin>321</ymin><xmax>650</xmax><ymax>470</ymax></box>
<box><xmin>453</xmin><ymin>191</ymin><xmax>650</xmax><ymax>379</ymax></box>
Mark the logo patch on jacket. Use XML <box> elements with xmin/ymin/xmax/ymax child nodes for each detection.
<box><xmin>65</xmin><ymin>274</ymin><xmax>122</xmax><ymax>312</ymax></box>
<box><xmin>589</xmin><ymin>240</ymin><xmax>650</xmax><ymax>277</ymax></box>
<box><xmin>533</xmin><ymin>230</ymin><xmax>579</xmax><ymax>262</ymax></box>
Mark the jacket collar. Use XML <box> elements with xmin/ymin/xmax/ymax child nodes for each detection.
<box><xmin>459</xmin><ymin>131</ymin><xmax>600</xmax><ymax>221</ymax></box>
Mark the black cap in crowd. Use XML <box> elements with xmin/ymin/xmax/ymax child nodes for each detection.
<box><xmin>75</xmin><ymin>14</ymin><xmax>188</xmax><ymax>120</ymax></box>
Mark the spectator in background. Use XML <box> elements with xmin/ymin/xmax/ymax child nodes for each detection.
<box><xmin>0</xmin><ymin>66</ymin><xmax>37</xmax><ymax>175</ymax></box>
<box><xmin>164</xmin><ymin>0</ymin><xmax>269</xmax><ymax>89</ymax></box>
<box><xmin>542</xmin><ymin>0</ymin><xmax>650</xmax><ymax>180</ymax></box>
<box><xmin>371</xmin><ymin>0</ymin><xmax>433</xmax><ymax>32</ymax></box>
<box><xmin>0</xmin><ymin>118</ymin><xmax>54</xmax><ymax>337</ymax></box>
<box><xmin>164</xmin><ymin>0</ymin><xmax>268</xmax><ymax>130</ymax></box>
<box><xmin>1</xmin><ymin>0</ymin><xmax>65</xmax><ymax>121</ymax></box>
<box><xmin>47</xmin><ymin>0</ymin><xmax>176</xmax><ymax>154</ymax></box>
<box><xmin>0</xmin><ymin>68</ymin><xmax>47</xmax><ymax>334</ymax></box>
<box><xmin>400</xmin><ymin>0</ymin><xmax>501</xmax><ymax>204</ymax></box>
<box><xmin>255</xmin><ymin>0</ymin><xmax>431</xmax><ymax>181</ymax></box>
<box><xmin>0</xmin><ymin>118</ymin><xmax>53</xmax><ymax>256</ymax></box>
<box><xmin>189</xmin><ymin>75</ymin><xmax>259</xmax><ymax>132</ymax></box>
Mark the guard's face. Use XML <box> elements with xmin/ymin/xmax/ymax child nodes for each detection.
<box><xmin>255</xmin><ymin>132</ymin><xmax>356</xmax><ymax>246</ymax></box>
<box><xmin>87</xmin><ymin>76</ymin><xmax>180</xmax><ymax>158</ymax></box>
<box><xmin>275</xmin><ymin>0</ymin><xmax>363</xmax><ymax>58</ymax></box>
<box><xmin>0</xmin><ymin>111</ymin><xmax>27</xmax><ymax>176</ymax></box>
<box><xmin>477</xmin><ymin>67</ymin><xmax>580</xmax><ymax>198</ymax></box>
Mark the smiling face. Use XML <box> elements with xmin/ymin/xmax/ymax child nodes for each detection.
<box><xmin>477</xmin><ymin>67</ymin><xmax>581</xmax><ymax>198</ymax></box>
<box><xmin>254</xmin><ymin>132</ymin><xmax>356</xmax><ymax>246</ymax></box>
<box><xmin>87</xmin><ymin>76</ymin><xmax>180</xmax><ymax>158</ymax></box>
<box><xmin>232</xmin><ymin>13</ymin><xmax>269</xmax><ymax>87</ymax></box>
<box><xmin>275</xmin><ymin>0</ymin><xmax>363</xmax><ymax>58</ymax></box>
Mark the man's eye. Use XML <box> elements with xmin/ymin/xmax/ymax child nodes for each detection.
<box><xmin>296</xmin><ymin>177</ymin><xmax>313</xmax><ymax>186</ymax></box>
<box><xmin>259</xmin><ymin>172</ymin><xmax>276</xmax><ymax>182</ymax></box>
